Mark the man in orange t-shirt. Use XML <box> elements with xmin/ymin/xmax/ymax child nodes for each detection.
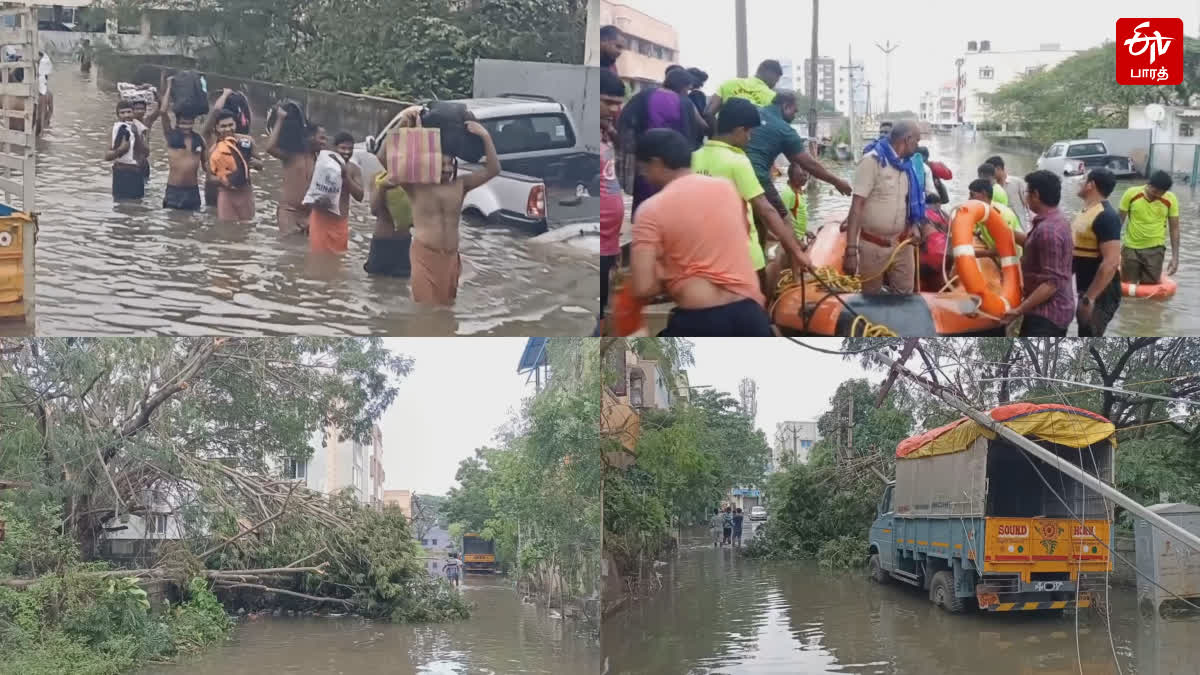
<box><xmin>630</xmin><ymin>129</ymin><xmax>773</xmax><ymax>336</ymax></box>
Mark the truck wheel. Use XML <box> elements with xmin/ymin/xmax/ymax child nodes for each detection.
<box><xmin>930</xmin><ymin>570</ymin><xmax>965</xmax><ymax>613</ymax></box>
<box><xmin>869</xmin><ymin>554</ymin><xmax>889</xmax><ymax>584</ymax></box>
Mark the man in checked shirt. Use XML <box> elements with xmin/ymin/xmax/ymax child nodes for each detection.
<box><xmin>1003</xmin><ymin>170</ymin><xmax>1076</xmax><ymax>336</ymax></box>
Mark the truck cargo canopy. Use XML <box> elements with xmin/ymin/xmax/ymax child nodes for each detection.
<box><xmin>896</xmin><ymin>403</ymin><xmax>1115</xmax><ymax>460</ymax></box>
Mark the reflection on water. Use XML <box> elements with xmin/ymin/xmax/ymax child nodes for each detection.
<box><xmin>144</xmin><ymin>579</ymin><xmax>599</xmax><ymax>674</ymax></box>
<box><xmin>604</xmin><ymin>531</ymin><xmax>1200</xmax><ymax>674</ymax></box>
<box><xmin>33</xmin><ymin>69</ymin><xmax>596</xmax><ymax>336</ymax></box>
<box><xmin>792</xmin><ymin>134</ymin><xmax>1200</xmax><ymax>336</ymax></box>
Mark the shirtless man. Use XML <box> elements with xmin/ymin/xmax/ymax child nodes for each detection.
<box><xmin>266</xmin><ymin>105</ymin><xmax>325</xmax><ymax>235</ymax></box>
<box><xmin>391</xmin><ymin>106</ymin><xmax>499</xmax><ymax>304</ymax></box>
<box><xmin>157</xmin><ymin>77</ymin><xmax>206</xmax><ymax>210</ymax></box>
<box><xmin>130</xmin><ymin>96</ymin><xmax>161</xmax><ymax>182</ymax></box>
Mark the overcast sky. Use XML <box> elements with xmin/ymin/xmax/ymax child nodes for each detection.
<box><xmin>379</xmin><ymin>338</ymin><xmax>532</xmax><ymax>495</ymax></box>
<box><xmin>687</xmin><ymin>338</ymin><xmax>869</xmax><ymax>442</ymax></box>
<box><xmin>625</xmin><ymin>0</ymin><xmax>1200</xmax><ymax>112</ymax></box>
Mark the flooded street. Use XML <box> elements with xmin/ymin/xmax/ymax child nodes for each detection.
<box><xmin>792</xmin><ymin>133</ymin><xmax>1200</xmax><ymax>336</ymax></box>
<box><xmin>33</xmin><ymin>69</ymin><xmax>596</xmax><ymax>336</ymax></box>
<box><xmin>605</xmin><ymin>529</ymin><xmax>1200</xmax><ymax>674</ymax></box>
<box><xmin>145</xmin><ymin>578</ymin><xmax>599</xmax><ymax>674</ymax></box>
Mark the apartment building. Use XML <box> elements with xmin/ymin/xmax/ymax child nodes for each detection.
<box><xmin>600</xmin><ymin>0</ymin><xmax>679</xmax><ymax>91</ymax></box>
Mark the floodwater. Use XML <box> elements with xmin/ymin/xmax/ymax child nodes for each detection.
<box><xmin>604</xmin><ymin>528</ymin><xmax>1200</xmax><ymax>675</ymax></box>
<box><xmin>144</xmin><ymin>577</ymin><xmax>600</xmax><ymax>674</ymax></box>
<box><xmin>31</xmin><ymin>69</ymin><xmax>597</xmax><ymax>336</ymax></box>
<box><xmin>795</xmin><ymin>133</ymin><xmax>1200</xmax><ymax>336</ymax></box>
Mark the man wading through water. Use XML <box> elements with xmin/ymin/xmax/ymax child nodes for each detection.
<box><xmin>157</xmin><ymin>77</ymin><xmax>206</xmax><ymax>210</ymax></box>
<box><xmin>391</xmin><ymin>106</ymin><xmax>500</xmax><ymax>305</ymax></box>
<box><xmin>267</xmin><ymin>104</ymin><xmax>326</xmax><ymax>235</ymax></box>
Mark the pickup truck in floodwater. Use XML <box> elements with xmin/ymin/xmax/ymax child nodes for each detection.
<box><xmin>357</xmin><ymin>96</ymin><xmax>593</xmax><ymax>235</ymax></box>
<box><xmin>1036</xmin><ymin>139</ymin><xmax>1138</xmax><ymax>178</ymax></box>
<box><xmin>868</xmin><ymin>403</ymin><xmax>1115</xmax><ymax>613</ymax></box>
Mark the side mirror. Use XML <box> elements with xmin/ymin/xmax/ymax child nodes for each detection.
<box><xmin>365</xmin><ymin>135</ymin><xmax>377</xmax><ymax>154</ymax></box>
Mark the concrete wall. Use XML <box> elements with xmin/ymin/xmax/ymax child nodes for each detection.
<box><xmin>40</xmin><ymin>31</ymin><xmax>208</xmax><ymax>61</ymax></box>
<box><xmin>108</xmin><ymin>58</ymin><xmax>414</xmax><ymax>141</ymax></box>
<box><xmin>473</xmin><ymin>59</ymin><xmax>599</xmax><ymax>154</ymax></box>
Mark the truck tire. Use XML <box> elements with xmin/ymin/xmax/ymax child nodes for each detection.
<box><xmin>930</xmin><ymin>570</ymin><xmax>965</xmax><ymax>613</ymax></box>
<box><xmin>869</xmin><ymin>554</ymin><xmax>889</xmax><ymax>584</ymax></box>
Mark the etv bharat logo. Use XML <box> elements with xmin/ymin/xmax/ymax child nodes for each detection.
<box><xmin>1117</xmin><ymin>18</ymin><xmax>1184</xmax><ymax>85</ymax></box>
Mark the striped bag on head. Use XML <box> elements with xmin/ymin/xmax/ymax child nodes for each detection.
<box><xmin>385</xmin><ymin>127</ymin><xmax>443</xmax><ymax>184</ymax></box>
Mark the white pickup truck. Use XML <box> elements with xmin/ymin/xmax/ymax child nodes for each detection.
<box><xmin>356</xmin><ymin>96</ymin><xmax>592</xmax><ymax>234</ymax></box>
<box><xmin>1036</xmin><ymin>139</ymin><xmax>1138</xmax><ymax>178</ymax></box>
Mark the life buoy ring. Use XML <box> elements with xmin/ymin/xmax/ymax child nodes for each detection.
<box><xmin>612</xmin><ymin>282</ymin><xmax>647</xmax><ymax>336</ymax></box>
<box><xmin>949</xmin><ymin>200</ymin><xmax>1022</xmax><ymax>317</ymax></box>
<box><xmin>1121</xmin><ymin>275</ymin><xmax>1177</xmax><ymax>300</ymax></box>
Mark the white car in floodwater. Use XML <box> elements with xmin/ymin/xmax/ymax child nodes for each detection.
<box><xmin>750</xmin><ymin>506</ymin><xmax>767</xmax><ymax>521</ymax></box>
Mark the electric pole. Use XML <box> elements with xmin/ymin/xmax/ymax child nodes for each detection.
<box><xmin>840</xmin><ymin>45</ymin><xmax>863</xmax><ymax>149</ymax></box>
<box><xmin>735</xmin><ymin>0</ymin><xmax>748</xmax><ymax>78</ymax></box>
<box><xmin>955</xmin><ymin>57</ymin><xmax>965</xmax><ymax>124</ymax></box>
<box><xmin>807</xmin><ymin>0</ymin><xmax>819</xmax><ymax>139</ymax></box>
<box><xmin>875</xmin><ymin>40</ymin><xmax>899</xmax><ymax>115</ymax></box>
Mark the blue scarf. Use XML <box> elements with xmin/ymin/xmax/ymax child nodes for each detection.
<box><xmin>863</xmin><ymin>137</ymin><xmax>925</xmax><ymax>226</ymax></box>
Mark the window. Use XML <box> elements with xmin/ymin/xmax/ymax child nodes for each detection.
<box><xmin>628</xmin><ymin>367</ymin><xmax>645</xmax><ymax>408</ymax></box>
<box><xmin>481</xmin><ymin>114</ymin><xmax>576</xmax><ymax>155</ymax></box>
<box><xmin>431</xmin><ymin>539</ymin><xmax>438</xmax><ymax>546</ymax></box>
<box><xmin>421</xmin><ymin>539</ymin><xmax>428</xmax><ymax>545</ymax></box>
<box><xmin>801</xmin><ymin>440</ymin><xmax>813</xmax><ymax>449</ymax></box>
<box><xmin>879</xmin><ymin>485</ymin><xmax>894</xmax><ymax>514</ymax></box>
<box><xmin>1182</xmin><ymin>123</ymin><xmax>1194</xmax><ymax>138</ymax></box>
<box><xmin>282</xmin><ymin>457</ymin><xmax>306</xmax><ymax>480</ymax></box>
<box><xmin>978</xmin><ymin>67</ymin><xmax>994</xmax><ymax>80</ymax></box>
<box><xmin>1044</xmin><ymin>144</ymin><xmax>1065</xmax><ymax>158</ymax></box>
<box><xmin>1066</xmin><ymin>142</ymin><xmax>1106</xmax><ymax>157</ymax></box>
<box><xmin>111</xmin><ymin>540</ymin><xmax>135</xmax><ymax>555</ymax></box>
<box><xmin>148</xmin><ymin>513</ymin><xmax>168</xmax><ymax>535</ymax></box>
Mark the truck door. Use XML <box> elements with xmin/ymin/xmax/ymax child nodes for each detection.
<box><xmin>872</xmin><ymin>484</ymin><xmax>896</xmax><ymax>569</ymax></box>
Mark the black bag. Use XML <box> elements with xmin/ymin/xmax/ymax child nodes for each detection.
<box><xmin>223</xmin><ymin>91</ymin><xmax>252</xmax><ymax>135</ymax></box>
<box><xmin>266</xmin><ymin>99</ymin><xmax>308</xmax><ymax>154</ymax></box>
<box><xmin>171</xmin><ymin>70</ymin><xmax>209</xmax><ymax>118</ymax></box>
<box><xmin>420</xmin><ymin>102</ymin><xmax>484</xmax><ymax>163</ymax></box>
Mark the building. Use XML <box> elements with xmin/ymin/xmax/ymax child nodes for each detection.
<box><xmin>919</xmin><ymin>80</ymin><xmax>958</xmax><ymax>127</ymax></box>
<box><xmin>773</xmin><ymin>420</ymin><xmax>818</xmax><ymax>472</ymax></box>
<box><xmin>773</xmin><ymin>57</ymin><xmax>801</xmax><ymax>93</ymax></box>
<box><xmin>600</xmin><ymin>0</ymin><xmax>679</xmax><ymax>92</ymax></box>
<box><xmin>956</xmin><ymin>40</ymin><xmax>1077</xmax><ymax>126</ymax></box>
<box><xmin>419</xmin><ymin>525</ymin><xmax>454</xmax><ymax>576</ymax></box>
<box><xmin>383</xmin><ymin>489</ymin><xmax>414</xmax><ymax>518</ymax></box>
<box><xmin>802</xmin><ymin>56</ymin><xmax>836</xmax><ymax>107</ymax></box>
<box><xmin>368</xmin><ymin>425</ymin><xmax>385</xmax><ymax>508</ymax></box>
<box><xmin>99</xmin><ymin>483</ymin><xmax>193</xmax><ymax>567</ymax></box>
<box><xmin>1128</xmin><ymin>105</ymin><xmax>1198</xmax><ymax>174</ymax></box>
<box><xmin>727</xmin><ymin>486</ymin><xmax>762</xmax><ymax>511</ymax></box>
<box><xmin>835</xmin><ymin>59</ymin><xmax>868</xmax><ymax>116</ymax></box>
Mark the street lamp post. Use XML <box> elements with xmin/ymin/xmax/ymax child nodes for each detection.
<box><xmin>955</xmin><ymin>57</ymin><xmax>965</xmax><ymax>124</ymax></box>
<box><xmin>735</xmin><ymin>0</ymin><xmax>748</xmax><ymax>78</ymax></box>
<box><xmin>875</xmin><ymin>39</ymin><xmax>899</xmax><ymax>115</ymax></box>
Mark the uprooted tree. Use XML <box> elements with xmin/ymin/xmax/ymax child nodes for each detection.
<box><xmin>0</xmin><ymin>338</ymin><xmax>468</xmax><ymax>621</ymax></box>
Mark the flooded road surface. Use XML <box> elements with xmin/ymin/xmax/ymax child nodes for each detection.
<box><xmin>34</xmin><ymin>69</ymin><xmax>596</xmax><ymax>336</ymax></box>
<box><xmin>604</xmin><ymin>530</ymin><xmax>1200</xmax><ymax>674</ymax></box>
<box><xmin>145</xmin><ymin>578</ymin><xmax>599</xmax><ymax>674</ymax></box>
<box><xmin>792</xmin><ymin>133</ymin><xmax>1200</xmax><ymax>336</ymax></box>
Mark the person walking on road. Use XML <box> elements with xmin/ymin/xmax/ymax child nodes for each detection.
<box><xmin>444</xmin><ymin>552</ymin><xmax>462</xmax><ymax>589</ymax></box>
<box><xmin>710</xmin><ymin>508</ymin><xmax>724</xmax><ymax>548</ymax></box>
<box><xmin>732</xmin><ymin>508</ymin><xmax>745</xmax><ymax>548</ymax></box>
<box><xmin>722</xmin><ymin>506</ymin><xmax>734</xmax><ymax>546</ymax></box>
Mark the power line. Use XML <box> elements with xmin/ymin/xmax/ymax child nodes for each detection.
<box><xmin>783</xmin><ymin>337</ymin><xmax>889</xmax><ymax>356</ymax></box>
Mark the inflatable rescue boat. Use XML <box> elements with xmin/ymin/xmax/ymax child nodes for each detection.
<box><xmin>771</xmin><ymin>201</ymin><xmax>1023</xmax><ymax>336</ymax></box>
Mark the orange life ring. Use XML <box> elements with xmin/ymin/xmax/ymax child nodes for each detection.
<box><xmin>949</xmin><ymin>200</ymin><xmax>1022</xmax><ymax>317</ymax></box>
<box><xmin>612</xmin><ymin>282</ymin><xmax>647</xmax><ymax>336</ymax></box>
<box><xmin>1121</xmin><ymin>275</ymin><xmax>1177</xmax><ymax>300</ymax></box>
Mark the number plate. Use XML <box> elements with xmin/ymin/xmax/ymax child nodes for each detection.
<box><xmin>1033</xmin><ymin>581</ymin><xmax>1063</xmax><ymax>592</ymax></box>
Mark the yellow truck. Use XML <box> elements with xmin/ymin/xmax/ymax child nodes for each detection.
<box><xmin>868</xmin><ymin>403</ymin><xmax>1115</xmax><ymax>612</ymax></box>
<box><xmin>461</xmin><ymin>533</ymin><xmax>498</xmax><ymax>574</ymax></box>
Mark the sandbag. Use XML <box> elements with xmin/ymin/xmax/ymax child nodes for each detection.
<box><xmin>385</xmin><ymin>127</ymin><xmax>443</xmax><ymax>185</ymax></box>
<box><xmin>420</xmin><ymin>102</ymin><xmax>484</xmax><ymax>163</ymax></box>
<box><xmin>171</xmin><ymin>70</ymin><xmax>209</xmax><ymax>118</ymax></box>
<box><xmin>266</xmin><ymin>99</ymin><xmax>309</xmax><ymax>154</ymax></box>
<box><xmin>302</xmin><ymin>150</ymin><xmax>346</xmax><ymax>214</ymax></box>
<box><xmin>223</xmin><ymin>91</ymin><xmax>252</xmax><ymax>134</ymax></box>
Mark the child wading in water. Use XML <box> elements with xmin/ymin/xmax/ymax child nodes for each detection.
<box><xmin>444</xmin><ymin>552</ymin><xmax>462</xmax><ymax>588</ymax></box>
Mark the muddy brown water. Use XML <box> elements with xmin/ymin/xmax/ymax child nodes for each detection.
<box><xmin>30</xmin><ymin>69</ymin><xmax>597</xmax><ymax>336</ymax></box>
<box><xmin>602</xmin><ymin>529</ymin><xmax>1199</xmax><ymax>674</ymax></box>
<box><xmin>143</xmin><ymin>577</ymin><xmax>600</xmax><ymax>674</ymax></box>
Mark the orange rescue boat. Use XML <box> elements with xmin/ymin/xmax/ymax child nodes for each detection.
<box><xmin>771</xmin><ymin>201</ymin><xmax>1023</xmax><ymax>336</ymax></box>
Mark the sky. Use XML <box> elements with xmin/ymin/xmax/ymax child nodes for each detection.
<box><xmin>686</xmin><ymin>338</ymin><xmax>870</xmax><ymax>443</ymax></box>
<box><xmin>624</xmin><ymin>0</ymin><xmax>1200</xmax><ymax>112</ymax></box>
<box><xmin>378</xmin><ymin>338</ymin><xmax>534</xmax><ymax>496</ymax></box>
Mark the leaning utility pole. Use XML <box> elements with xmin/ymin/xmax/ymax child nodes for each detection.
<box><xmin>807</xmin><ymin>0</ymin><xmax>819</xmax><ymax>139</ymax></box>
<box><xmin>878</xmin><ymin>348</ymin><xmax>1200</xmax><ymax>557</ymax></box>
<box><xmin>875</xmin><ymin>39</ymin><xmax>899</xmax><ymax>114</ymax></box>
<box><xmin>735</xmin><ymin>0</ymin><xmax>748</xmax><ymax>78</ymax></box>
<box><xmin>954</xmin><ymin>57</ymin><xmax>965</xmax><ymax>124</ymax></box>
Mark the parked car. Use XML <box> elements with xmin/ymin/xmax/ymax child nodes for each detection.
<box><xmin>1036</xmin><ymin>139</ymin><xmax>1138</xmax><ymax>178</ymax></box>
<box><xmin>750</xmin><ymin>505</ymin><xmax>767</xmax><ymax>521</ymax></box>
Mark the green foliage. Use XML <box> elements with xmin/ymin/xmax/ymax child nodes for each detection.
<box><xmin>816</xmin><ymin>535</ymin><xmax>868</xmax><ymax>570</ymax></box>
<box><xmin>0</xmin><ymin>573</ymin><xmax>230</xmax><ymax>675</ymax></box>
<box><xmin>985</xmin><ymin>39</ymin><xmax>1200</xmax><ymax>148</ymax></box>
<box><xmin>0</xmin><ymin>502</ymin><xmax>80</xmax><ymax>578</ymax></box>
<box><xmin>106</xmin><ymin>0</ymin><xmax>586</xmax><ymax>100</ymax></box>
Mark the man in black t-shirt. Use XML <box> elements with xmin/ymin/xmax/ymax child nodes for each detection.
<box><xmin>1071</xmin><ymin>169</ymin><xmax>1123</xmax><ymax>336</ymax></box>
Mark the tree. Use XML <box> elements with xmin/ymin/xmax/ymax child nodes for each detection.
<box><xmin>443</xmin><ymin>453</ymin><xmax>497</xmax><ymax>533</ymax></box>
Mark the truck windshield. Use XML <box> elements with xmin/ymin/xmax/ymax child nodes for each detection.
<box><xmin>880</xmin><ymin>485</ymin><xmax>893</xmax><ymax>514</ymax></box>
<box><xmin>483</xmin><ymin>114</ymin><xmax>575</xmax><ymax>154</ymax></box>
<box><xmin>1066</xmin><ymin>142</ymin><xmax>1106</xmax><ymax>157</ymax></box>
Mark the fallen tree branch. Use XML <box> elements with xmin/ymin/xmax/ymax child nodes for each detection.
<box><xmin>0</xmin><ymin>564</ymin><xmax>328</xmax><ymax>588</ymax></box>
<box><xmin>211</xmin><ymin>582</ymin><xmax>355</xmax><ymax>607</ymax></box>
<box><xmin>284</xmin><ymin>547</ymin><xmax>328</xmax><ymax>569</ymax></box>
<box><xmin>195</xmin><ymin>484</ymin><xmax>296</xmax><ymax>560</ymax></box>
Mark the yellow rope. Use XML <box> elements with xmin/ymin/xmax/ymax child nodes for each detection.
<box><xmin>772</xmin><ymin>238</ymin><xmax>915</xmax><ymax>336</ymax></box>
